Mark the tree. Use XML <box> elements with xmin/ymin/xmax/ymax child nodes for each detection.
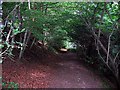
<box><xmin>0</xmin><ymin>0</ymin><xmax>3</xmax><ymax>63</ymax></box>
<box><xmin>69</xmin><ymin>2</ymin><xmax>120</xmax><ymax>87</ymax></box>
<box><xmin>0</xmin><ymin>0</ymin><xmax>3</xmax><ymax>89</ymax></box>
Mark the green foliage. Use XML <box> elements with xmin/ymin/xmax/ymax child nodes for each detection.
<box><xmin>0</xmin><ymin>44</ymin><xmax>4</xmax><ymax>49</ymax></box>
<box><xmin>13</xmin><ymin>28</ymin><xmax>25</xmax><ymax>35</ymax></box>
<box><xmin>2</xmin><ymin>81</ymin><xmax>19</xmax><ymax>89</ymax></box>
<box><xmin>22</xmin><ymin>2</ymin><xmax>73</xmax><ymax>50</ymax></box>
<box><xmin>2</xmin><ymin>2</ymin><xmax>120</xmax><ymax>60</ymax></box>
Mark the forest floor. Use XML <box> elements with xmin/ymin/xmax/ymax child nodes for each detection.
<box><xmin>2</xmin><ymin>52</ymin><xmax>115</xmax><ymax>88</ymax></box>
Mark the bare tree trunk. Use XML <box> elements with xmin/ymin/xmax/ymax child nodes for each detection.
<box><xmin>22</xmin><ymin>31</ymin><xmax>31</xmax><ymax>52</ymax></box>
<box><xmin>0</xmin><ymin>0</ymin><xmax>3</xmax><ymax>63</ymax></box>
<box><xmin>19</xmin><ymin>1</ymin><xmax>31</xmax><ymax>60</ymax></box>
<box><xmin>0</xmin><ymin>0</ymin><xmax>3</xmax><ymax>89</ymax></box>
<box><xmin>28</xmin><ymin>0</ymin><xmax>31</xmax><ymax>10</ymax></box>
<box><xmin>19</xmin><ymin>30</ymin><xmax>27</xmax><ymax>60</ymax></box>
<box><xmin>25</xmin><ymin>31</ymin><xmax>31</xmax><ymax>46</ymax></box>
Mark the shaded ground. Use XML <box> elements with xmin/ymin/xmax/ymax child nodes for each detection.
<box><xmin>2</xmin><ymin>52</ymin><xmax>114</xmax><ymax>88</ymax></box>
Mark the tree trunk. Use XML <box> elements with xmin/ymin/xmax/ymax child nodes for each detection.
<box><xmin>0</xmin><ymin>0</ymin><xmax>3</xmax><ymax>89</ymax></box>
<box><xmin>28</xmin><ymin>0</ymin><xmax>31</xmax><ymax>10</ymax></box>
<box><xmin>0</xmin><ymin>0</ymin><xmax>3</xmax><ymax>63</ymax></box>
<box><xmin>19</xmin><ymin>30</ymin><xmax>28</xmax><ymax>60</ymax></box>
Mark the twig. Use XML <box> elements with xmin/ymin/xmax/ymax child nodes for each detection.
<box><xmin>6</xmin><ymin>28</ymin><xmax>12</xmax><ymax>42</ymax></box>
<box><xmin>30</xmin><ymin>38</ymin><xmax>36</xmax><ymax>49</ymax></box>
<box><xmin>106</xmin><ymin>30</ymin><xmax>114</xmax><ymax>64</ymax></box>
<box><xmin>114</xmin><ymin>51</ymin><xmax>120</xmax><ymax>63</ymax></box>
<box><xmin>96</xmin><ymin>3</ymin><xmax>105</xmax><ymax>54</ymax></box>
<box><xmin>0</xmin><ymin>46</ymin><xmax>10</xmax><ymax>55</ymax></box>
<box><xmin>5</xmin><ymin>3</ymin><xmax>22</xmax><ymax>20</ymax></box>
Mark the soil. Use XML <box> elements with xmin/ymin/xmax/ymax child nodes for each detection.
<box><xmin>2</xmin><ymin>52</ymin><xmax>115</xmax><ymax>88</ymax></box>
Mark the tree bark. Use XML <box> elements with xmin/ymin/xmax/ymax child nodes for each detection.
<box><xmin>0</xmin><ymin>0</ymin><xmax>3</xmax><ymax>89</ymax></box>
<box><xmin>0</xmin><ymin>0</ymin><xmax>3</xmax><ymax>63</ymax></box>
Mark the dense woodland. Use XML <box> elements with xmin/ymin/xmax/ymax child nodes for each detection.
<box><xmin>0</xmin><ymin>1</ymin><xmax>120</xmax><ymax>89</ymax></box>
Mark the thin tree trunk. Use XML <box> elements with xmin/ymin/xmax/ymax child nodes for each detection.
<box><xmin>19</xmin><ymin>1</ymin><xmax>31</xmax><ymax>60</ymax></box>
<box><xmin>17</xmin><ymin>5</ymin><xmax>23</xmax><ymax>44</ymax></box>
<box><xmin>0</xmin><ymin>0</ymin><xmax>3</xmax><ymax>89</ymax></box>
<box><xmin>17</xmin><ymin>5</ymin><xmax>24</xmax><ymax>60</ymax></box>
<box><xmin>19</xmin><ymin>30</ymin><xmax>27</xmax><ymax>60</ymax></box>
<box><xmin>28</xmin><ymin>0</ymin><xmax>31</xmax><ymax>10</ymax></box>
<box><xmin>0</xmin><ymin>0</ymin><xmax>3</xmax><ymax>63</ymax></box>
<box><xmin>22</xmin><ymin>31</ymin><xmax>31</xmax><ymax>52</ymax></box>
<box><xmin>30</xmin><ymin>38</ymin><xmax>35</xmax><ymax>49</ymax></box>
<box><xmin>6</xmin><ymin>28</ymin><xmax>12</xmax><ymax>42</ymax></box>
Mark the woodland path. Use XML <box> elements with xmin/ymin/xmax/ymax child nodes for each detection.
<box><xmin>3</xmin><ymin>52</ymin><xmax>112</xmax><ymax>88</ymax></box>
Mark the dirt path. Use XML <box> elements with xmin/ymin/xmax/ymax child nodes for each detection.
<box><xmin>3</xmin><ymin>52</ymin><xmax>112</xmax><ymax>88</ymax></box>
<box><xmin>48</xmin><ymin>53</ymin><xmax>106</xmax><ymax>88</ymax></box>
